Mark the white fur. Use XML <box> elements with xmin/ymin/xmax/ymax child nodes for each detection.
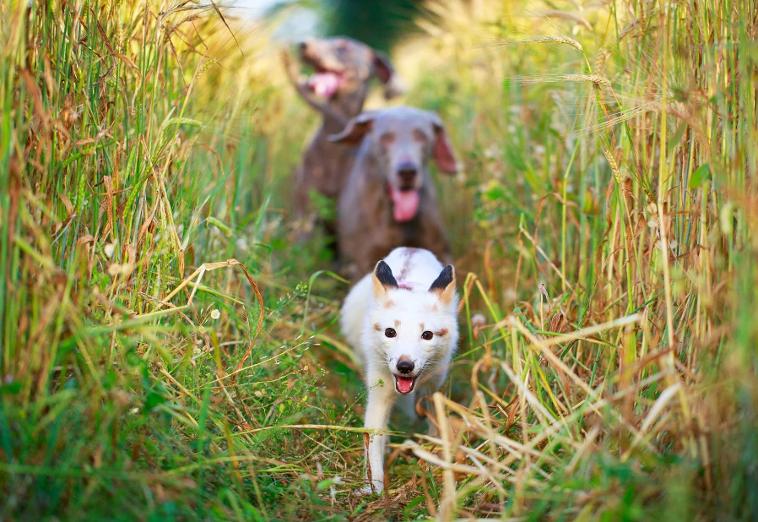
<box><xmin>340</xmin><ymin>247</ymin><xmax>459</xmax><ymax>494</ymax></box>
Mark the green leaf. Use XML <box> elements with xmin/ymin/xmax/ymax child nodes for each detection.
<box><xmin>0</xmin><ymin>381</ymin><xmax>21</xmax><ymax>395</ymax></box>
<box><xmin>689</xmin><ymin>163</ymin><xmax>711</xmax><ymax>189</ymax></box>
<box><xmin>206</xmin><ymin>216</ymin><xmax>233</xmax><ymax>237</ymax></box>
<box><xmin>144</xmin><ymin>390</ymin><xmax>167</xmax><ymax>412</ymax></box>
<box><xmin>316</xmin><ymin>478</ymin><xmax>337</xmax><ymax>491</ymax></box>
<box><xmin>163</xmin><ymin>117</ymin><xmax>203</xmax><ymax>128</ymax></box>
<box><xmin>402</xmin><ymin>495</ymin><xmax>425</xmax><ymax>518</ymax></box>
<box><xmin>483</xmin><ymin>180</ymin><xmax>507</xmax><ymax>201</ymax></box>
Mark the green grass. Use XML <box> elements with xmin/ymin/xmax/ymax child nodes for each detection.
<box><xmin>1</xmin><ymin>0</ymin><xmax>757</xmax><ymax>520</ymax></box>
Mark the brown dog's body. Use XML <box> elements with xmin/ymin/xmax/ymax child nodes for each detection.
<box><xmin>295</xmin><ymin>112</ymin><xmax>355</xmax><ymax>210</ymax></box>
<box><xmin>330</xmin><ymin>107</ymin><xmax>458</xmax><ymax>276</ymax></box>
<box><xmin>286</xmin><ymin>38</ymin><xmax>400</xmax><ymax>244</ymax></box>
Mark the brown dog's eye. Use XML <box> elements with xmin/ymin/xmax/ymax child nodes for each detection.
<box><xmin>413</xmin><ymin>128</ymin><xmax>428</xmax><ymax>143</ymax></box>
<box><xmin>380</xmin><ymin>132</ymin><xmax>396</xmax><ymax>146</ymax></box>
<box><xmin>385</xmin><ymin>328</ymin><xmax>397</xmax><ymax>338</ymax></box>
<box><xmin>336</xmin><ymin>46</ymin><xmax>348</xmax><ymax>56</ymax></box>
<box><xmin>421</xmin><ymin>331</ymin><xmax>433</xmax><ymax>340</ymax></box>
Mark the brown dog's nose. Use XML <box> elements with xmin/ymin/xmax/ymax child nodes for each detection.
<box><xmin>397</xmin><ymin>164</ymin><xmax>417</xmax><ymax>188</ymax></box>
<box><xmin>396</xmin><ymin>359</ymin><xmax>415</xmax><ymax>374</ymax></box>
<box><xmin>299</xmin><ymin>41</ymin><xmax>309</xmax><ymax>54</ymax></box>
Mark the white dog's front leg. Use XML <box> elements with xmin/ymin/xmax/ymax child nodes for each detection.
<box><xmin>362</xmin><ymin>377</ymin><xmax>395</xmax><ymax>494</ymax></box>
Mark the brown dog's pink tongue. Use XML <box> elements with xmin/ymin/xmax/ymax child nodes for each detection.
<box><xmin>390</xmin><ymin>187</ymin><xmax>420</xmax><ymax>222</ymax></box>
<box><xmin>307</xmin><ymin>72</ymin><xmax>340</xmax><ymax>98</ymax></box>
<box><xmin>395</xmin><ymin>376</ymin><xmax>414</xmax><ymax>394</ymax></box>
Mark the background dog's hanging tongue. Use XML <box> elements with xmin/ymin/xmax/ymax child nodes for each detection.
<box><xmin>389</xmin><ymin>186</ymin><xmax>420</xmax><ymax>222</ymax></box>
<box><xmin>308</xmin><ymin>72</ymin><xmax>340</xmax><ymax>98</ymax></box>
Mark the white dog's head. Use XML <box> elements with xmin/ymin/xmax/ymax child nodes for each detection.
<box><xmin>365</xmin><ymin>260</ymin><xmax>458</xmax><ymax>395</ymax></box>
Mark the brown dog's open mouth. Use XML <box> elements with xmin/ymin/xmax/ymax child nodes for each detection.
<box><xmin>389</xmin><ymin>186</ymin><xmax>420</xmax><ymax>223</ymax></box>
<box><xmin>300</xmin><ymin>55</ymin><xmax>344</xmax><ymax>98</ymax></box>
<box><xmin>393</xmin><ymin>374</ymin><xmax>416</xmax><ymax>394</ymax></box>
<box><xmin>306</xmin><ymin>70</ymin><xmax>342</xmax><ymax>98</ymax></box>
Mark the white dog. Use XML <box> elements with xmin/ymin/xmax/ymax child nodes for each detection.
<box><xmin>340</xmin><ymin>247</ymin><xmax>459</xmax><ymax>494</ymax></box>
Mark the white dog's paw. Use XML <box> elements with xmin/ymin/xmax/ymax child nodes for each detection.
<box><xmin>356</xmin><ymin>482</ymin><xmax>383</xmax><ymax>496</ymax></box>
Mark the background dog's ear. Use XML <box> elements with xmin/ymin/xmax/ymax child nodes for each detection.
<box><xmin>372</xmin><ymin>260</ymin><xmax>398</xmax><ymax>296</ymax></box>
<box><xmin>372</xmin><ymin>51</ymin><xmax>404</xmax><ymax>99</ymax></box>
<box><xmin>328</xmin><ymin>113</ymin><xmax>374</xmax><ymax>144</ymax></box>
<box><xmin>429</xmin><ymin>265</ymin><xmax>456</xmax><ymax>304</ymax></box>
<box><xmin>429</xmin><ymin>114</ymin><xmax>459</xmax><ymax>175</ymax></box>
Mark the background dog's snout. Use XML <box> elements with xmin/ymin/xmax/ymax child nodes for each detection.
<box><xmin>298</xmin><ymin>41</ymin><xmax>309</xmax><ymax>53</ymax></box>
<box><xmin>396</xmin><ymin>359</ymin><xmax>415</xmax><ymax>374</ymax></box>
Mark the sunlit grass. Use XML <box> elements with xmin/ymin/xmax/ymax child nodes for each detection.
<box><xmin>1</xmin><ymin>0</ymin><xmax>756</xmax><ymax>520</ymax></box>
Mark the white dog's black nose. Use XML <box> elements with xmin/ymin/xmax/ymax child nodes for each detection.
<box><xmin>396</xmin><ymin>359</ymin><xmax>415</xmax><ymax>374</ymax></box>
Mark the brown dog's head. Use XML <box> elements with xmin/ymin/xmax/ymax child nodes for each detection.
<box><xmin>329</xmin><ymin>106</ymin><xmax>458</xmax><ymax>223</ymax></box>
<box><xmin>298</xmin><ymin>37</ymin><xmax>401</xmax><ymax>110</ymax></box>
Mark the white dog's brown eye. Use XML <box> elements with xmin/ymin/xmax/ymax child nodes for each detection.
<box><xmin>385</xmin><ymin>328</ymin><xmax>397</xmax><ymax>338</ymax></box>
<box><xmin>421</xmin><ymin>330</ymin><xmax>433</xmax><ymax>340</ymax></box>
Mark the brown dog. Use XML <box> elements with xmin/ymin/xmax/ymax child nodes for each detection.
<box><xmin>329</xmin><ymin>106</ymin><xmax>458</xmax><ymax>276</ymax></box>
<box><xmin>285</xmin><ymin>37</ymin><xmax>401</xmax><ymax>246</ymax></box>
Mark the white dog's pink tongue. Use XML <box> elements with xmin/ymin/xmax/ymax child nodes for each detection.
<box><xmin>396</xmin><ymin>376</ymin><xmax>414</xmax><ymax>394</ymax></box>
<box><xmin>390</xmin><ymin>188</ymin><xmax>420</xmax><ymax>222</ymax></box>
<box><xmin>307</xmin><ymin>72</ymin><xmax>340</xmax><ymax>98</ymax></box>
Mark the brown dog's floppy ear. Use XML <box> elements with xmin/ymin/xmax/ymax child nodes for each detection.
<box><xmin>429</xmin><ymin>264</ymin><xmax>456</xmax><ymax>305</ymax></box>
<box><xmin>328</xmin><ymin>112</ymin><xmax>374</xmax><ymax>144</ymax></box>
<box><xmin>372</xmin><ymin>260</ymin><xmax>398</xmax><ymax>297</ymax></box>
<box><xmin>429</xmin><ymin>115</ymin><xmax>459</xmax><ymax>175</ymax></box>
<box><xmin>372</xmin><ymin>51</ymin><xmax>404</xmax><ymax>99</ymax></box>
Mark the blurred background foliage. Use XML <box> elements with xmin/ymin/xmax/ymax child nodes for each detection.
<box><xmin>321</xmin><ymin>0</ymin><xmax>422</xmax><ymax>51</ymax></box>
<box><xmin>259</xmin><ymin>0</ymin><xmax>423</xmax><ymax>50</ymax></box>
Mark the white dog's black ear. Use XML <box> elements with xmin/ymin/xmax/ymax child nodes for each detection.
<box><xmin>372</xmin><ymin>260</ymin><xmax>398</xmax><ymax>296</ymax></box>
<box><xmin>429</xmin><ymin>264</ymin><xmax>456</xmax><ymax>304</ymax></box>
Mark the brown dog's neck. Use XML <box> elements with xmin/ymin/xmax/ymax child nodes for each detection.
<box><xmin>321</xmin><ymin>113</ymin><xmax>350</xmax><ymax>134</ymax></box>
<box><xmin>320</xmin><ymin>89</ymin><xmax>369</xmax><ymax>132</ymax></box>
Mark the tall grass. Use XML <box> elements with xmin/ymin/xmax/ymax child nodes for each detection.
<box><xmin>0</xmin><ymin>2</ymin><xmax>333</xmax><ymax>519</ymax></box>
<box><xmin>401</xmin><ymin>1</ymin><xmax>758</xmax><ymax>518</ymax></box>
<box><xmin>1</xmin><ymin>0</ymin><xmax>756</xmax><ymax>520</ymax></box>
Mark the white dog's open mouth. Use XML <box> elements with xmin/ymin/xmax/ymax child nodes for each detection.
<box><xmin>393</xmin><ymin>374</ymin><xmax>416</xmax><ymax>394</ymax></box>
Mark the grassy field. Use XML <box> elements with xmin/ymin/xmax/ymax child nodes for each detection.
<box><xmin>1</xmin><ymin>0</ymin><xmax>757</xmax><ymax>520</ymax></box>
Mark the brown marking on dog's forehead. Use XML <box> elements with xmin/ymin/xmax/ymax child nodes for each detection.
<box><xmin>394</xmin><ymin>319</ymin><xmax>401</xmax><ymax>327</ymax></box>
<box><xmin>373</xmin><ymin>323</ymin><xmax>382</xmax><ymax>331</ymax></box>
<box><xmin>435</xmin><ymin>328</ymin><xmax>448</xmax><ymax>336</ymax></box>
<box><xmin>397</xmin><ymin>248</ymin><xmax>418</xmax><ymax>282</ymax></box>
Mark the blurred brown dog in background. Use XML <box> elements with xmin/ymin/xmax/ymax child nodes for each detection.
<box><xmin>284</xmin><ymin>37</ymin><xmax>402</xmax><ymax>251</ymax></box>
<box><xmin>329</xmin><ymin>106</ymin><xmax>458</xmax><ymax>276</ymax></box>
